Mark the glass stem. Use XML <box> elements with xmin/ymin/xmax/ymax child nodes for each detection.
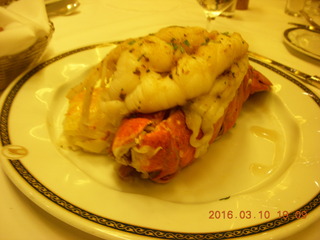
<box><xmin>206</xmin><ymin>17</ymin><xmax>215</xmax><ymax>32</ymax></box>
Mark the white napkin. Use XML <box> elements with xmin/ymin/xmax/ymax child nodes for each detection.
<box><xmin>0</xmin><ymin>0</ymin><xmax>50</xmax><ymax>57</ymax></box>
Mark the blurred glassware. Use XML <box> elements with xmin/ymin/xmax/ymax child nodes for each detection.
<box><xmin>196</xmin><ymin>0</ymin><xmax>234</xmax><ymax>31</ymax></box>
<box><xmin>221</xmin><ymin>0</ymin><xmax>237</xmax><ymax>18</ymax></box>
<box><xmin>304</xmin><ymin>0</ymin><xmax>320</xmax><ymax>16</ymax></box>
<box><xmin>221</xmin><ymin>0</ymin><xmax>250</xmax><ymax>18</ymax></box>
<box><xmin>45</xmin><ymin>0</ymin><xmax>80</xmax><ymax>17</ymax></box>
<box><xmin>285</xmin><ymin>0</ymin><xmax>306</xmax><ymax>16</ymax></box>
<box><xmin>300</xmin><ymin>9</ymin><xmax>320</xmax><ymax>28</ymax></box>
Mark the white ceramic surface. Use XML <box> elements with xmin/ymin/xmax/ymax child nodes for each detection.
<box><xmin>0</xmin><ymin>43</ymin><xmax>319</xmax><ymax>240</ymax></box>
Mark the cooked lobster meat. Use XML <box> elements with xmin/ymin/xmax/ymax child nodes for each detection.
<box><xmin>112</xmin><ymin>66</ymin><xmax>271</xmax><ymax>183</ymax></box>
<box><xmin>62</xmin><ymin>26</ymin><xmax>272</xmax><ymax>183</ymax></box>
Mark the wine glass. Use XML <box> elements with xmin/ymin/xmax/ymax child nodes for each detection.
<box><xmin>196</xmin><ymin>0</ymin><xmax>234</xmax><ymax>31</ymax></box>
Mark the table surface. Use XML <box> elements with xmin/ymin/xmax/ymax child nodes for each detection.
<box><xmin>0</xmin><ymin>0</ymin><xmax>319</xmax><ymax>239</ymax></box>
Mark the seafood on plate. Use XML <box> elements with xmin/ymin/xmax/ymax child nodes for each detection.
<box><xmin>63</xmin><ymin>26</ymin><xmax>272</xmax><ymax>183</ymax></box>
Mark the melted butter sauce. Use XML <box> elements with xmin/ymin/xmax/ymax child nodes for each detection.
<box><xmin>249</xmin><ymin>126</ymin><xmax>281</xmax><ymax>176</ymax></box>
<box><xmin>250</xmin><ymin>126</ymin><xmax>279</xmax><ymax>142</ymax></box>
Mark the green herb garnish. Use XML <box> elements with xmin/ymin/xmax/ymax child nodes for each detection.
<box><xmin>183</xmin><ymin>39</ymin><xmax>190</xmax><ymax>47</ymax></box>
<box><xmin>128</xmin><ymin>40</ymin><xmax>136</xmax><ymax>45</ymax></box>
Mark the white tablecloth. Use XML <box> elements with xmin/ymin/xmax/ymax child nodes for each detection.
<box><xmin>0</xmin><ymin>0</ymin><xmax>319</xmax><ymax>239</ymax></box>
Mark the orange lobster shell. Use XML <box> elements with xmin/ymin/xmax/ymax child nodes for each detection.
<box><xmin>112</xmin><ymin>66</ymin><xmax>272</xmax><ymax>183</ymax></box>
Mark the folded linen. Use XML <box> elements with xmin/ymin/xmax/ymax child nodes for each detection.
<box><xmin>0</xmin><ymin>0</ymin><xmax>50</xmax><ymax>57</ymax></box>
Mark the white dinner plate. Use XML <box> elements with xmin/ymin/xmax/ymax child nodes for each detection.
<box><xmin>283</xmin><ymin>27</ymin><xmax>320</xmax><ymax>60</ymax></box>
<box><xmin>0</xmin><ymin>43</ymin><xmax>319</xmax><ymax>240</ymax></box>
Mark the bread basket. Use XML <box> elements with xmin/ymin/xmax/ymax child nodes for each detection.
<box><xmin>0</xmin><ymin>0</ymin><xmax>54</xmax><ymax>90</ymax></box>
